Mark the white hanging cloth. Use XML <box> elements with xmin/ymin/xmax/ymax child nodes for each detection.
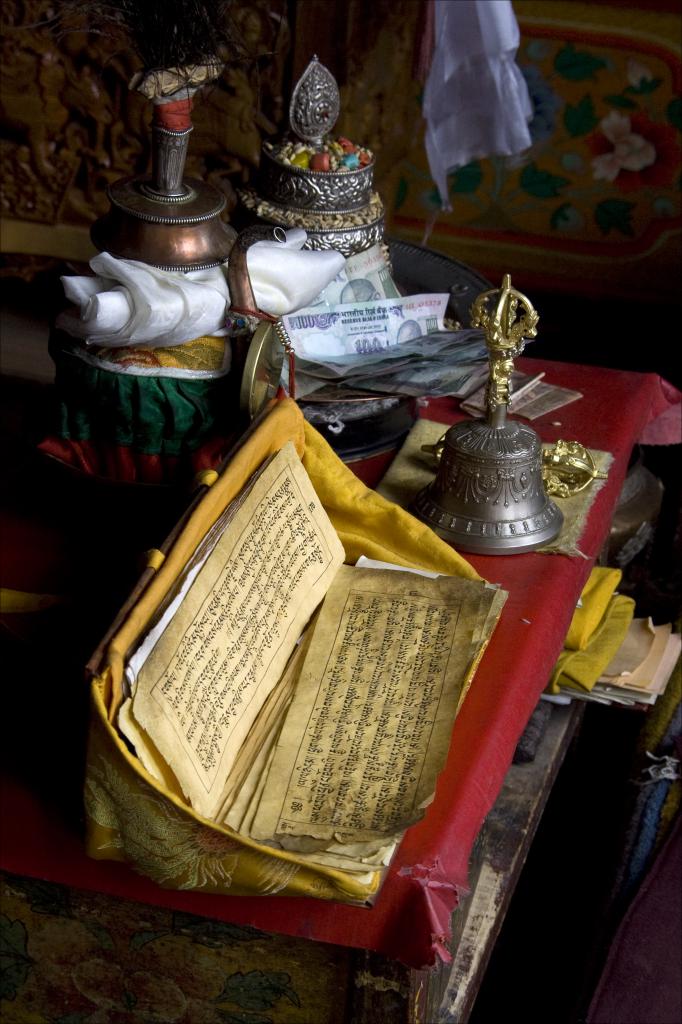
<box><xmin>423</xmin><ymin>0</ymin><xmax>533</xmax><ymax>209</ymax></box>
<box><xmin>57</xmin><ymin>229</ymin><xmax>345</xmax><ymax>348</ymax></box>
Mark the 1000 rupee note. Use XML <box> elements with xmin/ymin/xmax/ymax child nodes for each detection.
<box><xmin>307</xmin><ymin>244</ymin><xmax>400</xmax><ymax>307</ymax></box>
<box><xmin>283</xmin><ymin>293</ymin><xmax>449</xmax><ymax>360</ymax></box>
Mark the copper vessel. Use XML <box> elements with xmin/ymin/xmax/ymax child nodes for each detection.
<box><xmin>91</xmin><ymin>121</ymin><xmax>235</xmax><ymax>270</ymax></box>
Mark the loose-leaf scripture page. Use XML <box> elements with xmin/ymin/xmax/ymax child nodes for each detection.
<box><xmin>128</xmin><ymin>442</ymin><xmax>345</xmax><ymax>820</ymax></box>
<box><xmin>251</xmin><ymin>566</ymin><xmax>502</xmax><ymax>845</ymax></box>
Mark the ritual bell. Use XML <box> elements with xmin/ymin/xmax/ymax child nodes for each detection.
<box><xmin>412</xmin><ymin>275</ymin><xmax>563</xmax><ymax>554</ymax></box>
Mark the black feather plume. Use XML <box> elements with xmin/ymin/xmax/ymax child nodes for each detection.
<box><xmin>53</xmin><ymin>0</ymin><xmax>246</xmax><ymax>74</ymax></box>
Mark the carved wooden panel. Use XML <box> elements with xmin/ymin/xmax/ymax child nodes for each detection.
<box><xmin>0</xmin><ymin>0</ymin><xmax>291</xmax><ymax>239</ymax></box>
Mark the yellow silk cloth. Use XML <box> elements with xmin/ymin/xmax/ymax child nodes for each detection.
<box><xmin>0</xmin><ymin>588</ymin><xmax>65</xmax><ymax>613</ymax></box>
<box><xmin>564</xmin><ymin>567</ymin><xmax>624</xmax><ymax>651</ymax></box>
<box><xmin>86</xmin><ymin>399</ymin><xmax>479</xmax><ymax>903</ymax></box>
<box><xmin>548</xmin><ymin>567</ymin><xmax>635</xmax><ymax>695</ymax></box>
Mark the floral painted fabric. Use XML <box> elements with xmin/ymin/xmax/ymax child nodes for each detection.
<box><xmin>388</xmin><ymin>2</ymin><xmax>681</xmax><ymax>300</ymax></box>
<box><xmin>0</xmin><ymin>871</ymin><xmax>352</xmax><ymax>1023</ymax></box>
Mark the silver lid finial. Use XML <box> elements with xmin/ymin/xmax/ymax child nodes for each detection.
<box><xmin>289</xmin><ymin>56</ymin><xmax>340</xmax><ymax>146</ymax></box>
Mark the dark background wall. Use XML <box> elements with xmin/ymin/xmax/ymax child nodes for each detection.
<box><xmin>2</xmin><ymin>1</ymin><xmax>680</xmax><ymax>389</ymax></box>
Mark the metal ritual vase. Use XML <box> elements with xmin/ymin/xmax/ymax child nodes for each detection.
<box><xmin>91</xmin><ymin>94</ymin><xmax>234</xmax><ymax>271</ymax></box>
<box><xmin>412</xmin><ymin>414</ymin><xmax>563</xmax><ymax>554</ymax></box>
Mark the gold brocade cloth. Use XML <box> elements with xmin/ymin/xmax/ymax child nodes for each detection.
<box><xmin>86</xmin><ymin>400</ymin><xmax>480</xmax><ymax>904</ymax></box>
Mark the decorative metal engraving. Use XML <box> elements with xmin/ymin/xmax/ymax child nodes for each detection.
<box><xmin>259</xmin><ymin>150</ymin><xmax>373</xmax><ymax>212</ymax></box>
<box><xmin>301</xmin><ymin>218</ymin><xmax>385</xmax><ymax>257</ymax></box>
<box><xmin>289</xmin><ymin>56</ymin><xmax>340</xmax><ymax>145</ymax></box>
<box><xmin>451</xmin><ymin>420</ymin><xmax>538</xmax><ymax>458</ymax></box>
<box><xmin>435</xmin><ymin>420</ymin><xmax>545</xmax><ymax>510</ymax></box>
<box><xmin>149</xmin><ymin>126</ymin><xmax>193</xmax><ymax>198</ymax></box>
<box><xmin>412</xmin><ymin>490</ymin><xmax>562</xmax><ymax>548</ymax></box>
<box><xmin>440</xmin><ymin>457</ymin><xmax>544</xmax><ymax>509</ymax></box>
<box><xmin>236</xmin><ymin>186</ymin><xmax>385</xmax><ymax>257</ymax></box>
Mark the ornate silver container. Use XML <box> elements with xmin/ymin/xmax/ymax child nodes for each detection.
<box><xmin>237</xmin><ymin>187</ymin><xmax>384</xmax><ymax>257</ymax></box>
<box><xmin>241</xmin><ymin>56</ymin><xmax>384</xmax><ymax>257</ymax></box>
<box><xmin>284</xmin><ymin>209</ymin><xmax>385</xmax><ymax>258</ymax></box>
<box><xmin>258</xmin><ymin>147</ymin><xmax>374</xmax><ymax>213</ymax></box>
<box><xmin>412</xmin><ymin>276</ymin><xmax>563</xmax><ymax>554</ymax></box>
<box><xmin>303</xmin><ymin>216</ymin><xmax>385</xmax><ymax>257</ymax></box>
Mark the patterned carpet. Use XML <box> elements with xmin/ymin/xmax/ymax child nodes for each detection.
<box><xmin>1</xmin><ymin>872</ymin><xmax>352</xmax><ymax>1024</ymax></box>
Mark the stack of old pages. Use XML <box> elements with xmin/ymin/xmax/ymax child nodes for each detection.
<box><xmin>117</xmin><ymin>442</ymin><xmax>505</xmax><ymax>878</ymax></box>
<box><xmin>588</xmin><ymin>618</ymin><xmax>680</xmax><ymax>707</ymax></box>
<box><xmin>545</xmin><ymin>567</ymin><xmax>679</xmax><ymax>709</ymax></box>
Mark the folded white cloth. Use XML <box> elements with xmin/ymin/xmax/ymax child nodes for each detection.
<box><xmin>246</xmin><ymin>228</ymin><xmax>346</xmax><ymax>318</ymax></box>
<box><xmin>57</xmin><ymin>229</ymin><xmax>345</xmax><ymax>348</ymax></box>
<box><xmin>423</xmin><ymin>0</ymin><xmax>533</xmax><ymax>209</ymax></box>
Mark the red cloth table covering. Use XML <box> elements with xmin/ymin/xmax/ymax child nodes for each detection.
<box><xmin>0</xmin><ymin>359</ymin><xmax>673</xmax><ymax>969</ymax></box>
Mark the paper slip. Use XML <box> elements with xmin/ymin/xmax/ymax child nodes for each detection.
<box><xmin>461</xmin><ymin>371</ymin><xmax>582</xmax><ymax>420</ymax></box>
<box><xmin>517</xmin><ymin>382</ymin><xmax>583</xmax><ymax>420</ymax></box>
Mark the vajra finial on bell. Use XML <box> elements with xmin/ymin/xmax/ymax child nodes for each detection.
<box><xmin>471</xmin><ymin>273</ymin><xmax>539</xmax><ymax>426</ymax></box>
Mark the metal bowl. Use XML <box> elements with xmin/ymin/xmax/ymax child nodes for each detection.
<box><xmin>258</xmin><ymin>148</ymin><xmax>374</xmax><ymax>214</ymax></box>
